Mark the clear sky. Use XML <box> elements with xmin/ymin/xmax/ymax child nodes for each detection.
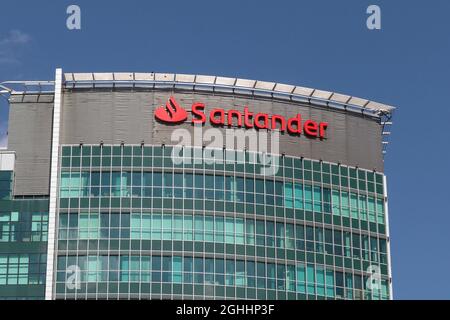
<box><xmin>1</xmin><ymin>0</ymin><xmax>449</xmax><ymax>299</ymax></box>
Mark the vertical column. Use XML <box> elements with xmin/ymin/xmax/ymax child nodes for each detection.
<box><xmin>45</xmin><ymin>68</ymin><xmax>63</xmax><ymax>300</ymax></box>
<box><xmin>383</xmin><ymin>175</ymin><xmax>393</xmax><ymax>300</ymax></box>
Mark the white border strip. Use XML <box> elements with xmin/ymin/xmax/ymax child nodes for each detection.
<box><xmin>383</xmin><ymin>174</ymin><xmax>394</xmax><ymax>300</ymax></box>
<box><xmin>45</xmin><ymin>68</ymin><xmax>63</xmax><ymax>300</ymax></box>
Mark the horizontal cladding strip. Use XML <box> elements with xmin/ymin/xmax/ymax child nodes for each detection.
<box><xmin>61</xmin><ymin>144</ymin><xmax>383</xmax><ymax>179</ymax></box>
<box><xmin>57</xmin><ymin>208</ymin><xmax>387</xmax><ymax>239</ymax></box>
<box><xmin>54</xmin><ymin>251</ymin><xmax>390</xmax><ymax>280</ymax></box>
<box><xmin>59</xmin><ymin>164</ymin><xmax>385</xmax><ymax>186</ymax></box>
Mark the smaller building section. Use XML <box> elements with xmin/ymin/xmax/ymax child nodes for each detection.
<box><xmin>0</xmin><ymin>151</ymin><xmax>49</xmax><ymax>300</ymax></box>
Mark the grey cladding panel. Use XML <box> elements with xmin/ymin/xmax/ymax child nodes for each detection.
<box><xmin>8</xmin><ymin>102</ymin><xmax>53</xmax><ymax>195</ymax></box>
<box><xmin>61</xmin><ymin>90</ymin><xmax>383</xmax><ymax>171</ymax></box>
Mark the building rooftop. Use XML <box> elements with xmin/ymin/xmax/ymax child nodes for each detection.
<box><xmin>0</xmin><ymin>71</ymin><xmax>395</xmax><ymax>154</ymax></box>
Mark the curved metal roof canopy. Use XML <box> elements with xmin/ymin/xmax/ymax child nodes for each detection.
<box><xmin>63</xmin><ymin>72</ymin><xmax>395</xmax><ymax>119</ymax></box>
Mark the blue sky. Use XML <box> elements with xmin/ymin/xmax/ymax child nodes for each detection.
<box><xmin>1</xmin><ymin>0</ymin><xmax>449</xmax><ymax>299</ymax></box>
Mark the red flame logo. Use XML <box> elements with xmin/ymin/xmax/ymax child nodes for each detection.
<box><xmin>154</xmin><ymin>96</ymin><xmax>188</xmax><ymax>123</ymax></box>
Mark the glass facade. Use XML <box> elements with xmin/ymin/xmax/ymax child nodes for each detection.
<box><xmin>0</xmin><ymin>182</ymin><xmax>49</xmax><ymax>300</ymax></box>
<box><xmin>0</xmin><ymin>171</ymin><xmax>13</xmax><ymax>201</ymax></box>
<box><xmin>54</xmin><ymin>145</ymin><xmax>390</xmax><ymax>300</ymax></box>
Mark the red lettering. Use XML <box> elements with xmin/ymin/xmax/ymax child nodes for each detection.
<box><xmin>210</xmin><ymin>109</ymin><xmax>225</xmax><ymax>125</ymax></box>
<box><xmin>227</xmin><ymin>110</ymin><xmax>243</xmax><ymax>127</ymax></box>
<box><xmin>319</xmin><ymin>122</ymin><xmax>328</xmax><ymax>139</ymax></box>
<box><xmin>304</xmin><ymin>120</ymin><xmax>319</xmax><ymax>137</ymax></box>
<box><xmin>244</xmin><ymin>107</ymin><xmax>254</xmax><ymax>128</ymax></box>
<box><xmin>191</xmin><ymin>103</ymin><xmax>206</xmax><ymax>124</ymax></box>
<box><xmin>158</xmin><ymin>97</ymin><xmax>329</xmax><ymax>140</ymax></box>
<box><xmin>287</xmin><ymin>114</ymin><xmax>302</xmax><ymax>134</ymax></box>
<box><xmin>255</xmin><ymin>113</ymin><xmax>269</xmax><ymax>130</ymax></box>
<box><xmin>271</xmin><ymin>114</ymin><xmax>286</xmax><ymax>132</ymax></box>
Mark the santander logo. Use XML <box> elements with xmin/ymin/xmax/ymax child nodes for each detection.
<box><xmin>154</xmin><ymin>96</ymin><xmax>188</xmax><ymax>123</ymax></box>
<box><xmin>155</xmin><ymin>96</ymin><xmax>329</xmax><ymax>139</ymax></box>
